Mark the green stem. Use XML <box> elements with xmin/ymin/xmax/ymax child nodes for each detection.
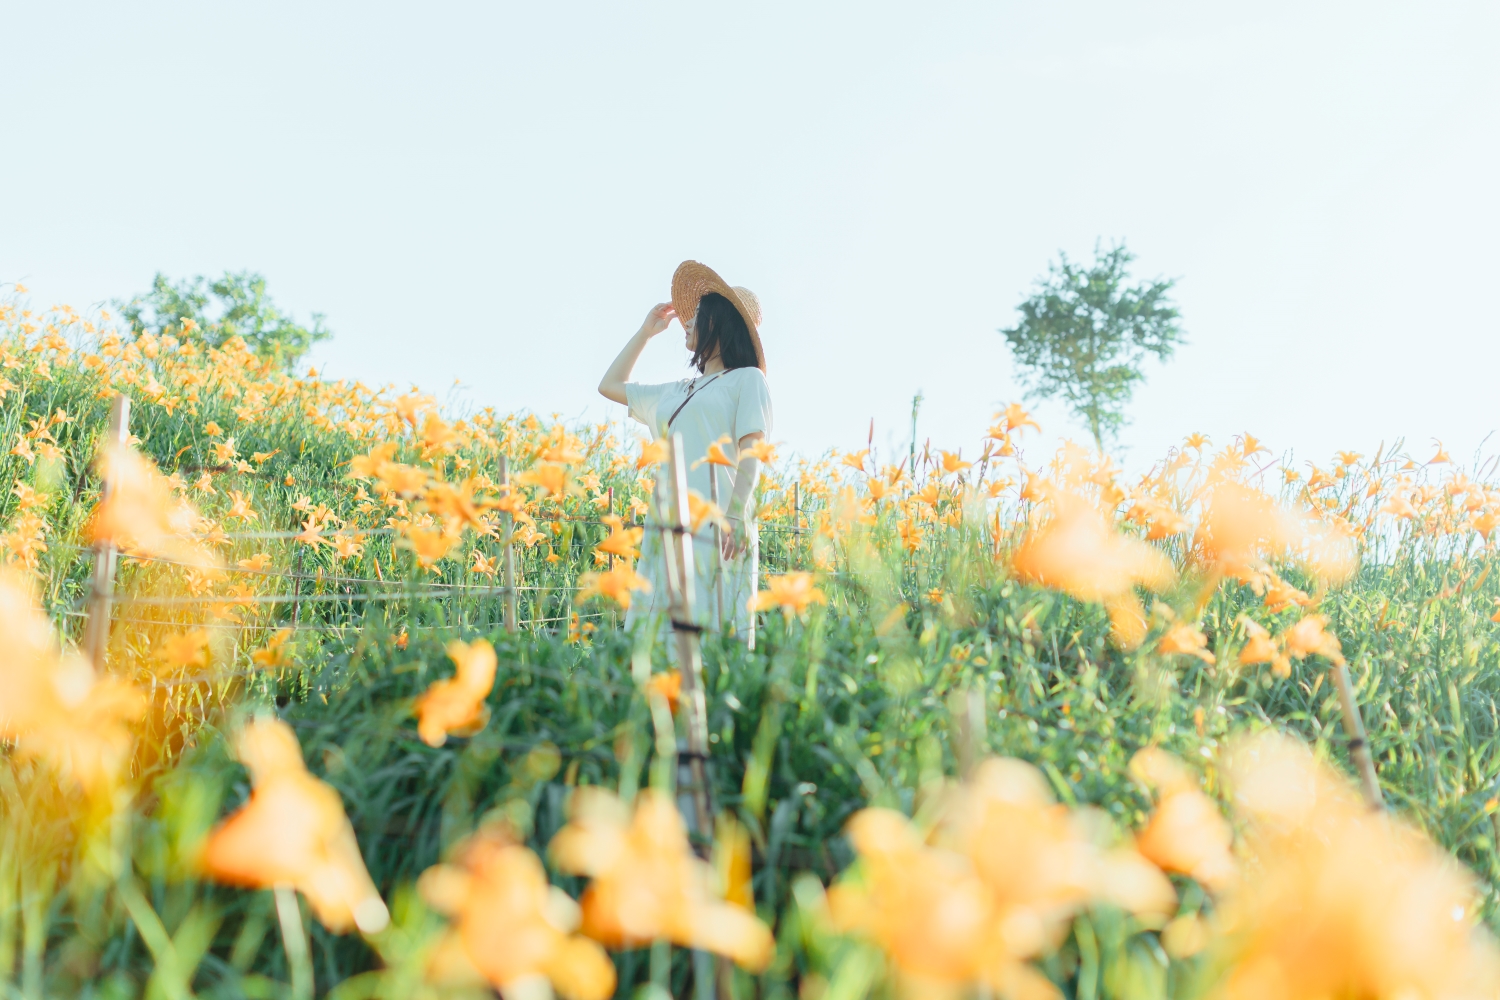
<box><xmin>274</xmin><ymin>885</ymin><xmax>314</xmax><ymax>1000</ymax></box>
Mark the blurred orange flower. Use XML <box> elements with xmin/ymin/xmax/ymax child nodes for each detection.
<box><xmin>91</xmin><ymin>441</ymin><xmax>219</xmax><ymax>568</ymax></box>
<box><xmin>594</xmin><ymin>515</ymin><xmax>642</xmax><ymax>561</ymax></box>
<box><xmin>749</xmin><ymin>572</ymin><xmax>827</xmax><ymax>618</ymax></box>
<box><xmin>646</xmin><ymin>670</ymin><xmax>681</xmax><ymax>713</ymax></box>
<box><xmin>577</xmin><ymin>565</ymin><xmax>651</xmax><ymax>610</ymax></box>
<box><xmin>414</xmin><ymin>639</ymin><xmax>497</xmax><ymax>747</ymax></box>
<box><xmin>1130</xmin><ymin>748</ymin><xmax>1236</xmax><ymax>893</ymax></box>
<box><xmin>636</xmin><ymin>439</ymin><xmax>669</xmax><ymax>469</ymax></box>
<box><xmin>1011</xmin><ymin>490</ymin><xmax>1172</xmax><ymax>648</ymax></box>
<box><xmin>1157</xmin><ymin>623</ymin><xmax>1215</xmax><ymax>664</ymax></box>
<box><xmin>203</xmin><ymin>719</ymin><xmax>389</xmax><ymax>934</ymax></box>
<box><xmin>420</xmin><ymin>830</ymin><xmax>615</xmax><ymax>1000</ymax></box>
<box><xmin>0</xmin><ymin>571</ymin><xmax>145</xmax><ymax>794</ymax></box>
<box><xmin>1208</xmin><ymin>733</ymin><xmax>1500</xmax><ymax>999</ymax></box>
<box><xmin>830</xmin><ymin>757</ymin><xmax>1174</xmax><ymax>997</ymax></box>
<box><xmin>1282</xmin><ymin>613</ymin><xmax>1344</xmax><ymax>666</ymax></box>
<box><xmin>695</xmin><ymin>435</ymin><xmax>736</xmax><ymax>469</ymax></box>
<box><xmin>550</xmin><ymin>788</ymin><xmax>774</xmax><ymax>968</ymax></box>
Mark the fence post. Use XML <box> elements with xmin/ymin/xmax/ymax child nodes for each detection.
<box><xmin>83</xmin><ymin>394</ymin><xmax>130</xmax><ymax>670</ymax></box>
<box><xmin>607</xmin><ymin>486</ymin><xmax>615</xmax><ymax>571</ymax></box>
<box><xmin>499</xmin><ymin>454</ymin><xmax>517</xmax><ymax>633</ymax></box>
<box><xmin>662</xmin><ymin>434</ymin><xmax>715</xmax><ymax>846</ymax></box>
<box><xmin>1332</xmin><ymin>662</ymin><xmax>1384</xmax><ymax>809</ymax></box>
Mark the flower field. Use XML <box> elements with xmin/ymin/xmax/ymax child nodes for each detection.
<box><xmin>4</xmin><ymin>292</ymin><xmax>1500</xmax><ymax>1000</ymax></box>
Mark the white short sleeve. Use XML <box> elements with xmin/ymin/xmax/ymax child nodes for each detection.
<box><xmin>733</xmin><ymin>369</ymin><xmax>773</xmax><ymax>442</ymax></box>
<box><xmin>625</xmin><ymin>381</ymin><xmax>674</xmax><ymax>434</ymax></box>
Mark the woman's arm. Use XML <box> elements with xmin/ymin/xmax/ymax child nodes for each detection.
<box><xmin>598</xmin><ymin>303</ymin><xmax>675</xmax><ymax>405</ymax></box>
<box><xmin>722</xmin><ymin>431</ymin><xmax>764</xmax><ymax>558</ymax></box>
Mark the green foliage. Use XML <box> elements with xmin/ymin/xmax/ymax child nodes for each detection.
<box><xmin>6</xmin><ymin>305</ymin><xmax>1500</xmax><ymax>998</ymax></box>
<box><xmin>1001</xmin><ymin>242</ymin><xmax>1183</xmax><ymax>449</ymax></box>
<box><xmin>119</xmin><ymin>272</ymin><xmax>330</xmax><ymax>370</ymax></box>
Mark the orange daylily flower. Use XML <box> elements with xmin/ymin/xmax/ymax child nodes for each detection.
<box><xmin>157</xmin><ymin>629</ymin><xmax>212</xmax><ymax>671</ymax></box>
<box><xmin>1428</xmin><ymin>441</ymin><xmax>1451</xmax><ymax>465</ymax></box>
<box><xmin>549</xmin><ymin>788</ymin><xmax>774</xmax><ymax>969</ymax></box>
<box><xmin>420</xmin><ymin>830</ymin><xmax>615</xmax><ymax>1000</ymax></box>
<box><xmin>1011</xmin><ymin>490</ymin><xmax>1173</xmax><ymax>648</ymax></box>
<box><xmin>1208</xmin><ymin>733</ymin><xmax>1500</xmax><ymax>999</ymax></box>
<box><xmin>403</xmin><ymin>524</ymin><xmax>462</xmax><ymax>566</ymax></box>
<box><xmin>1002</xmin><ymin>403</ymin><xmax>1040</xmax><ymax>435</ymax></box>
<box><xmin>238</xmin><ymin>552</ymin><xmax>272</xmax><ymax>572</ymax></box>
<box><xmin>517</xmin><ymin>462</ymin><xmax>570</xmax><ymax>498</ymax></box>
<box><xmin>749</xmin><ymin>572</ymin><xmax>827</xmax><ymax>618</ymax></box>
<box><xmin>348</xmin><ymin>442</ymin><xmax>399</xmax><ymax>480</ymax></box>
<box><xmin>646</xmin><ymin>670</ymin><xmax>681</xmax><ymax>713</ymax></box>
<box><xmin>576</xmin><ymin>565</ymin><xmax>652</xmax><ymax>610</ymax></box>
<box><xmin>636</xmin><ymin>439</ymin><xmax>669</xmax><ymax>469</ymax></box>
<box><xmin>1130</xmin><ymin>749</ymin><xmax>1237</xmax><ymax>893</ymax></box>
<box><xmin>376</xmin><ymin>462</ymin><xmax>429</xmax><ymax>497</ymax></box>
<box><xmin>740</xmin><ymin>439</ymin><xmax>777</xmax><ymax>463</ymax></box>
<box><xmin>695</xmin><ymin>435</ymin><xmax>736</xmax><ymax>469</ymax></box>
<box><xmin>425</xmin><ymin>477</ymin><xmax>492</xmax><ymax>534</ymax></box>
<box><xmin>1157</xmin><ymin>623</ymin><xmax>1215</xmax><ymax>664</ymax></box>
<box><xmin>686</xmin><ymin>491</ymin><xmax>728</xmax><ymax>534</ymax></box>
<box><xmin>294</xmin><ymin>519</ymin><xmax>329</xmax><ymax>549</ymax></box>
<box><xmin>226</xmin><ymin>490</ymin><xmax>258</xmax><ymax>522</ymax></box>
<box><xmin>251</xmin><ymin>629</ymin><xmax>295</xmax><ymax>669</ymax></box>
<box><xmin>414</xmin><ymin>639</ymin><xmax>497</xmax><ymax>747</ymax></box>
<box><xmin>91</xmin><ymin>441</ymin><xmax>219</xmax><ymax>568</ymax></box>
<box><xmin>202</xmin><ymin>719</ymin><xmax>390</xmax><ymax>934</ymax></box>
<box><xmin>939</xmin><ymin>450</ymin><xmax>972</xmax><ymax>475</ymax></box>
<box><xmin>830</xmin><ymin>757</ymin><xmax>1173</xmax><ymax>996</ymax></box>
<box><xmin>330</xmin><ymin>533</ymin><xmax>364</xmax><ymax>559</ymax></box>
<box><xmin>1237</xmin><ymin>617</ymin><xmax>1280</xmax><ymax>668</ymax></box>
<box><xmin>1262</xmin><ymin>575</ymin><xmax>1312</xmax><ymax>614</ymax></box>
<box><xmin>1381</xmin><ymin>494</ymin><xmax>1418</xmax><ymax>520</ymax></box>
<box><xmin>841</xmin><ymin>449</ymin><xmax>870</xmax><ymax>473</ymax></box>
<box><xmin>594</xmin><ymin>515</ymin><xmax>642</xmax><ymax>561</ymax></box>
<box><xmin>1282</xmin><ymin>613</ymin><xmax>1344</xmax><ymax>665</ymax></box>
<box><xmin>0</xmin><ymin>573</ymin><xmax>146</xmax><ymax>794</ymax></box>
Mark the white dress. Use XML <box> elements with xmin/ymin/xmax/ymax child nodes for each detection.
<box><xmin>624</xmin><ymin>367</ymin><xmax>774</xmax><ymax>644</ymax></box>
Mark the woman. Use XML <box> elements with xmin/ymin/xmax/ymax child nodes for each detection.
<box><xmin>597</xmin><ymin>261</ymin><xmax>772</xmax><ymax>646</ymax></box>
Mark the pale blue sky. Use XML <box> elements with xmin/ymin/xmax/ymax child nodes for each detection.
<box><xmin>4</xmin><ymin>3</ymin><xmax>1497</xmax><ymax>471</ymax></box>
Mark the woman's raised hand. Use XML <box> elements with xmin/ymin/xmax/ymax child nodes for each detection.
<box><xmin>638</xmin><ymin>303</ymin><xmax>676</xmax><ymax>339</ymax></box>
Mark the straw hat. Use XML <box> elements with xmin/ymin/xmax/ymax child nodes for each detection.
<box><xmin>671</xmin><ymin>261</ymin><xmax>765</xmax><ymax>372</ymax></box>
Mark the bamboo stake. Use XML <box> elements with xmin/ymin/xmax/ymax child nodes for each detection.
<box><xmin>1332</xmin><ymin>662</ymin><xmax>1384</xmax><ymax>809</ymax></box>
<box><xmin>709</xmin><ymin>464</ymin><xmax>725</xmax><ymax>633</ymax></box>
<box><xmin>83</xmin><ymin>394</ymin><xmax>130</xmax><ymax>670</ymax></box>
<box><xmin>662</xmin><ymin>434</ymin><xmax>715</xmax><ymax>846</ymax></box>
<box><xmin>499</xmin><ymin>454</ymin><xmax>517</xmax><ymax>633</ymax></box>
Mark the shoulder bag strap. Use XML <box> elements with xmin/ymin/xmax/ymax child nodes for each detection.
<box><xmin>665</xmin><ymin>372</ymin><xmax>726</xmax><ymax>431</ymax></box>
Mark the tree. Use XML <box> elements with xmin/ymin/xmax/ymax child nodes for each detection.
<box><xmin>119</xmin><ymin>271</ymin><xmax>330</xmax><ymax>370</ymax></box>
<box><xmin>999</xmin><ymin>242</ymin><xmax>1183</xmax><ymax>450</ymax></box>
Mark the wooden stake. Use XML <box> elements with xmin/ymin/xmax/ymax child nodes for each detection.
<box><xmin>499</xmin><ymin>454</ymin><xmax>517</xmax><ymax>633</ymax></box>
<box><xmin>709</xmin><ymin>464</ymin><xmax>725</xmax><ymax>632</ymax></box>
<box><xmin>83</xmin><ymin>394</ymin><xmax>130</xmax><ymax>670</ymax></box>
<box><xmin>662</xmin><ymin>434</ymin><xmax>715</xmax><ymax>847</ymax></box>
<box><xmin>1332</xmin><ymin>662</ymin><xmax>1384</xmax><ymax>809</ymax></box>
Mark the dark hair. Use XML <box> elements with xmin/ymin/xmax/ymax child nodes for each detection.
<box><xmin>690</xmin><ymin>293</ymin><xmax>758</xmax><ymax>374</ymax></box>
